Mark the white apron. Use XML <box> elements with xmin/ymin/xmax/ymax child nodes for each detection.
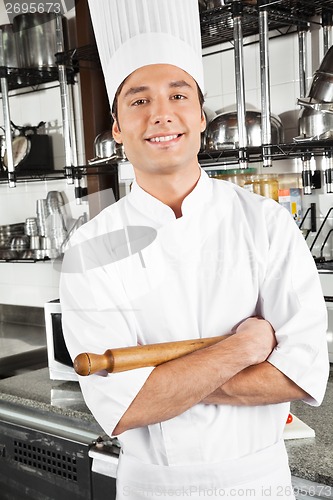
<box><xmin>116</xmin><ymin>440</ymin><xmax>296</xmax><ymax>500</ymax></box>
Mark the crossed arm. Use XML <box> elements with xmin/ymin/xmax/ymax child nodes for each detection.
<box><xmin>112</xmin><ymin>317</ymin><xmax>309</xmax><ymax>435</ymax></box>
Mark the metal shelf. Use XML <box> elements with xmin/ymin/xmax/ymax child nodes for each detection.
<box><xmin>199</xmin><ymin>139</ymin><xmax>333</xmax><ymax>167</ymax></box>
<box><xmin>0</xmin><ymin>163</ymin><xmax>120</xmax><ymax>185</ymax></box>
<box><xmin>0</xmin><ymin>66</ymin><xmax>77</xmax><ymax>92</ymax></box>
<box><xmin>200</xmin><ymin>0</ymin><xmax>333</xmax><ymax>48</ymax></box>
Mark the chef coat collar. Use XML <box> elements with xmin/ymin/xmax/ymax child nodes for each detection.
<box><xmin>128</xmin><ymin>167</ymin><xmax>212</xmax><ymax>224</ymax></box>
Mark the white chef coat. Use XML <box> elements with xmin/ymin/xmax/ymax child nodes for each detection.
<box><xmin>60</xmin><ymin>168</ymin><xmax>329</xmax><ymax>498</ymax></box>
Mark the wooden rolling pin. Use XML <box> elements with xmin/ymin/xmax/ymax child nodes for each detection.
<box><xmin>74</xmin><ymin>334</ymin><xmax>229</xmax><ymax>376</ymax></box>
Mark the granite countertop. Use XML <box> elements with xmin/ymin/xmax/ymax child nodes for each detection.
<box><xmin>288</xmin><ymin>370</ymin><xmax>333</xmax><ymax>486</ymax></box>
<box><xmin>0</xmin><ymin>321</ymin><xmax>47</xmax><ymax>376</ymax></box>
<box><xmin>0</xmin><ymin>367</ymin><xmax>332</xmax><ymax>487</ymax></box>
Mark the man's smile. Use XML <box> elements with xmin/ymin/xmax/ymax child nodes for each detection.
<box><xmin>146</xmin><ymin>133</ymin><xmax>183</xmax><ymax>145</ymax></box>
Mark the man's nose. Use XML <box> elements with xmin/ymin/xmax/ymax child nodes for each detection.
<box><xmin>150</xmin><ymin>98</ymin><xmax>173</xmax><ymax>124</ymax></box>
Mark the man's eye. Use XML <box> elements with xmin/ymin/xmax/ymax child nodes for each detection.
<box><xmin>132</xmin><ymin>99</ymin><xmax>147</xmax><ymax>106</ymax></box>
<box><xmin>172</xmin><ymin>94</ymin><xmax>186</xmax><ymax>100</ymax></box>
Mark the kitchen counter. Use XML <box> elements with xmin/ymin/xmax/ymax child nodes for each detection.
<box><xmin>286</xmin><ymin>370</ymin><xmax>333</xmax><ymax>487</ymax></box>
<box><xmin>0</xmin><ymin>367</ymin><xmax>332</xmax><ymax>488</ymax></box>
<box><xmin>0</xmin><ymin>321</ymin><xmax>47</xmax><ymax>377</ymax></box>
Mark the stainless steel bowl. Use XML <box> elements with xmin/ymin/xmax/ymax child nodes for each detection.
<box><xmin>316</xmin><ymin>45</ymin><xmax>333</xmax><ymax>74</ymax></box>
<box><xmin>10</xmin><ymin>235</ymin><xmax>30</xmax><ymax>250</ymax></box>
<box><xmin>205</xmin><ymin>110</ymin><xmax>284</xmax><ymax>150</ymax></box>
<box><xmin>308</xmin><ymin>71</ymin><xmax>333</xmax><ymax>103</ymax></box>
<box><xmin>307</xmin><ymin>46</ymin><xmax>333</xmax><ymax>103</ymax></box>
<box><xmin>201</xmin><ymin>107</ymin><xmax>216</xmax><ymax>151</ymax></box>
<box><xmin>298</xmin><ymin>106</ymin><xmax>333</xmax><ymax>140</ymax></box>
<box><xmin>89</xmin><ymin>130</ymin><xmax>127</xmax><ymax>165</ymax></box>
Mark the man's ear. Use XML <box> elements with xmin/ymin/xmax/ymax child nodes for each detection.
<box><xmin>112</xmin><ymin>119</ymin><xmax>122</xmax><ymax>144</ymax></box>
<box><xmin>200</xmin><ymin>111</ymin><xmax>207</xmax><ymax>133</ymax></box>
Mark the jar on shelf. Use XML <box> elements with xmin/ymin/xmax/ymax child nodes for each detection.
<box><xmin>209</xmin><ymin>168</ymin><xmax>257</xmax><ymax>187</ymax></box>
<box><xmin>244</xmin><ymin>174</ymin><xmax>279</xmax><ymax>202</ymax></box>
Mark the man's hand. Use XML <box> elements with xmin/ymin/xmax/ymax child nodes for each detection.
<box><xmin>202</xmin><ymin>318</ymin><xmax>308</xmax><ymax>406</ymax></box>
<box><xmin>232</xmin><ymin>316</ymin><xmax>277</xmax><ymax>365</ymax></box>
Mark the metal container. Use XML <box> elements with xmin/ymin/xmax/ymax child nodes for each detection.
<box><xmin>13</xmin><ymin>13</ymin><xmax>66</xmax><ymax>69</ymax></box>
<box><xmin>316</xmin><ymin>44</ymin><xmax>333</xmax><ymax>74</ymax></box>
<box><xmin>307</xmin><ymin>46</ymin><xmax>333</xmax><ymax>103</ymax></box>
<box><xmin>205</xmin><ymin>110</ymin><xmax>284</xmax><ymax>150</ymax></box>
<box><xmin>308</xmin><ymin>71</ymin><xmax>333</xmax><ymax>103</ymax></box>
<box><xmin>10</xmin><ymin>235</ymin><xmax>30</xmax><ymax>250</ymax></box>
<box><xmin>201</xmin><ymin>107</ymin><xmax>216</xmax><ymax>151</ymax></box>
<box><xmin>93</xmin><ymin>130</ymin><xmax>118</xmax><ymax>159</ymax></box>
<box><xmin>89</xmin><ymin>130</ymin><xmax>127</xmax><ymax>165</ymax></box>
<box><xmin>298</xmin><ymin>106</ymin><xmax>333</xmax><ymax>140</ymax></box>
<box><xmin>0</xmin><ymin>24</ymin><xmax>19</xmax><ymax>67</ymax></box>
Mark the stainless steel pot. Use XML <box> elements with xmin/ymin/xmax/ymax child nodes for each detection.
<box><xmin>308</xmin><ymin>46</ymin><xmax>333</xmax><ymax>103</ymax></box>
<box><xmin>205</xmin><ymin>110</ymin><xmax>284</xmax><ymax>150</ymax></box>
<box><xmin>297</xmin><ymin>106</ymin><xmax>333</xmax><ymax>140</ymax></box>
<box><xmin>0</xmin><ymin>24</ymin><xmax>19</xmax><ymax>67</ymax></box>
<box><xmin>94</xmin><ymin>130</ymin><xmax>117</xmax><ymax>158</ymax></box>
<box><xmin>13</xmin><ymin>13</ymin><xmax>67</xmax><ymax>69</ymax></box>
<box><xmin>88</xmin><ymin>130</ymin><xmax>127</xmax><ymax>165</ymax></box>
<box><xmin>201</xmin><ymin>107</ymin><xmax>216</xmax><ymax>151</ymax></box>
<box><xmin>308</xmin><ymin>71</ymin><xmax>333</xmax><ymax>103</ymax></box>
<box><xmin>316</xmin><ymin>44</ymin><xmax>333</xmax><ymax>74</ymax></box>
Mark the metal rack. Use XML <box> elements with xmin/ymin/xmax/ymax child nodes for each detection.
<box><xmin>200</xmin><ymin>0</ymin><xmax>333</xmax><ymax>48</ymax></box>
<box><xmin>0</xmin><ymin>66</ymin><xmax>76</xmax><ymax>91</ymax></box>
<box><xmin>1</xmin><ymin>2</ymin><xmax>333</xmax><ymax>185</ymax></box>
<box><xmin>199</xmin><ymin>139</ymin><xmax>333</xmax><ymax>166</ymax></box>
<box><xmin>0</xmin><ymin>42</ymin><xmax>102</xmax><ymax>190</ymax></box>
<box><xmin>0</xmin><ymin>15</ymin><xmax>80</xmax><ymax>188</ymax></box>
<box><xmin>200</xmin><ymin>0</ymin><xmax>333</xmax><ymax>192</ymax></box>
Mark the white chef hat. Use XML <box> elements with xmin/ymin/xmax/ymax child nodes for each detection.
<box><xmin>87</xmin><ymin>0</ymin><xmax>204</xmax><ymax>108</ymax></box>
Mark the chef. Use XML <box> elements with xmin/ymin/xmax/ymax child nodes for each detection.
<box><xmin>60</xmin><ymin>0</ymin><xmax>329</xmax><ymax>498</ymax></box>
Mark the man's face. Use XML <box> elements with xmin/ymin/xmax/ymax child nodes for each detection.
<box><xmin>112</xmin><ymin>64</ymin><xmax>206</xmax><ymax>177</ymax></box>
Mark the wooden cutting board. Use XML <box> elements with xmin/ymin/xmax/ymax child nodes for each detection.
<box><xmin>283</xmin><ymin>414</ymin><xmax>315</xmax><ymax>440</ymax></box>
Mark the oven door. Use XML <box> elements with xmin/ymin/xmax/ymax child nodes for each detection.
<box><xmin>318</xmin><ymin>272</ymin><xmax>333</xmax><ymax>363</ymax></box>
<box><xmin>324</xmin><ymin>297</ymin><xmax>333</xmax><ymax>363</ymax></box>
<box><xmin>44</xmin><ymin>300</ymin><xmax>78</xmax><ymax>381</ymax></box>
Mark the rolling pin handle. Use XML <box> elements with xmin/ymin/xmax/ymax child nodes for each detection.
<box><xmin>74</xmin><ymin>350</ymin><xmax>115</xmax><ymax>376</ymax></box>
<box><xmin>74</xmin><ymin>352</ymin><xmax>91</xmax><ymax>376</ymax></box>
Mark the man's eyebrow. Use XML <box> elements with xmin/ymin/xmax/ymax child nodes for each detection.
<box><xmin>123</xmin><ymin>86</ymin><xmax>149</xmax><ymax>99</ymax></box>
<box><xmin>169</xmin><ymin>80</ymin><xmax>192</xmax><ymax>89</ymax></box>
<box><xmin>123</xmin><ymin>80</ymin><xmax>193</xmax><ymax>99</ymax></box>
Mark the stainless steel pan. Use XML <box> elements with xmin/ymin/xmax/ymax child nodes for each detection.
<box><xmin>205</xmin><ymin>110</ymin><xmax>284</xmax><ymax>150</ymax></box>
<box><xmin>88</xmin><ymin>130</ymin><xmax>127</xmax><ymax>165</ymax></box>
